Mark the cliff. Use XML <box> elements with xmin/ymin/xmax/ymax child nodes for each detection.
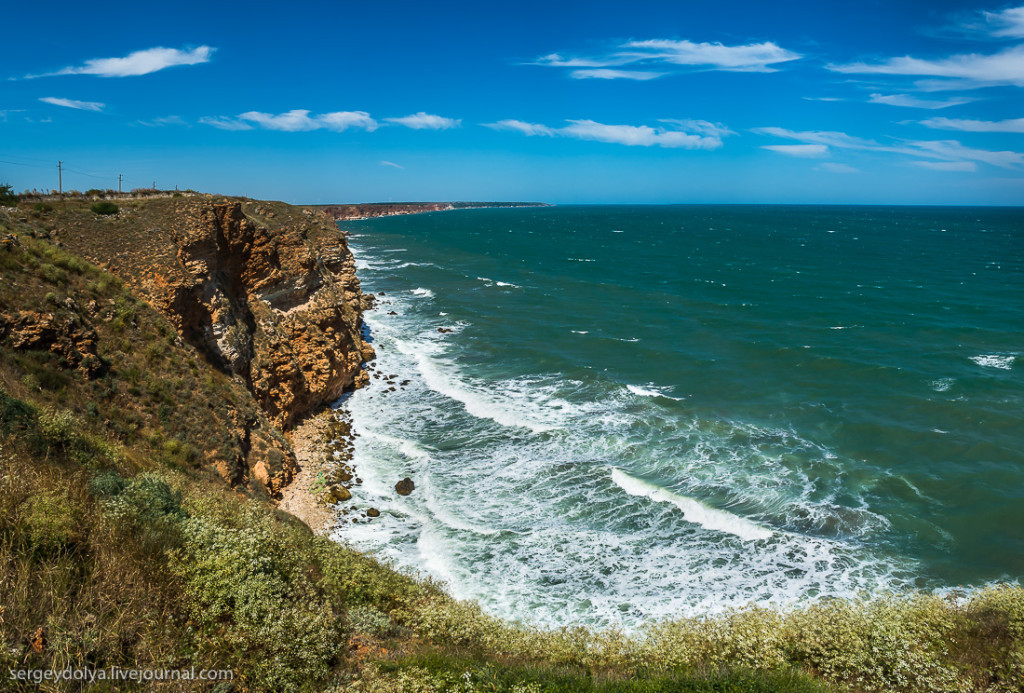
<box><xmin>316</xmin><ymin>201</ymin><xmax>550</xmax><ymax>220</ymax></box>
<box><xmin>2</xmin><ymin>195</ymin><xmax>375</xmax><ymax>494</ymax></box>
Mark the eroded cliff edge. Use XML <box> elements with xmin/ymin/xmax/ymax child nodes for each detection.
<box><xmin>45</xmin><ymin>196</ymin><xmax>375</xmax><ymax>493</ymax></box>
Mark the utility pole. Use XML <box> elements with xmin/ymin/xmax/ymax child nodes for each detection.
<box><xmin>118</xmin><ymin>174</ymin><xmax>123</xmax><ymax>193</ymax></box>
<box><xmin>57</xmin><ymin>161</ymin><xmax>62</xmax><ymax>195</ymax></box>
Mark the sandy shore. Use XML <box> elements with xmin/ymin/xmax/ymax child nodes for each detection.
<box><xmin>278</xmin><ymin>409</ymin><xmax>339</xmax><ymax>534</ymax></box>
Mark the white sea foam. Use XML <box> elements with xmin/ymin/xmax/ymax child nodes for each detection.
<box><xmin>970</xmin><ymin>354</ymin><xmax>1015</xmax><ymax>370</ymax></box>
<box><xmin>394</xmin><ymin>340</ymin><xmax>554</xmax><ymax>433</ymax></box>
<box><xmin>571</xmin><ymin>330</ymin><xmax>589</xmax><ymax>335</ymax></box>
<box><xmin>611</xmin><ymin>468</ymin><xmax>773</xmax><ymax>541</ymax></box>
<box><xmin>930</xmin><ymin>377</ymin><xmax>955</xmax><ymax>392</ymax></box>
<box><xmin>626</xmin><ymin>384</ymin><xmax>683</xmax><ymax>401</ymax></box>
<box><xmin>412</xmin><ymin>287</ymin><xmax>434</xmax><ymax>298</ymax></box>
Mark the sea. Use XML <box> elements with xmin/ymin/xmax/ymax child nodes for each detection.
<box><xmin>328</xmin><ymin>205</ymin><xmax>1023</xmax><ymax>630</ymax></box>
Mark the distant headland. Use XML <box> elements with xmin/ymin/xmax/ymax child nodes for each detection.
<box><xmin>311</xmin><ymin>201</ymin><xmax>550</xmax><ymax>220</ymax></box>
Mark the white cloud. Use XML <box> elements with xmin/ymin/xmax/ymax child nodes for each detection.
<box><xmin>534</xmin><ymin>38</ymin><xmax>801</xmax><ymax>76</ymax></box>
<box><xmin>199</xmin><ymin>116</ymin><xmax>253</xmax><ymax>131</ymax></box>
<box><xmin>754</xmin><ymin>126</ymin><xmax>1024</xmax><ymax>168</ymax></box>
<box><xmin>762</xmin><ymin>144</ymin><xmax>830</xmax><ymax>158</ymax></box>
<box><xmin>919</xmin><ymin>116</ymin><xmax>1024</xmax><ymax>133</ymax></box>
<box><xmin>203</xmin><ymin>109</ymin><xmax>378</xmax><ymax>132</ymax></box>
<box><xmin>659</xmin><ymin>119</ymin><xmax>736</xmax><ymax>137</ymax></box>
<box><xmin>562</xmin><ymin>119</ymin><xmax>723</xmax><ymax>148</ymax></box>
<box><xmin>316</xmin><ymin>111</ymin><xmax>379</xmax><ymax>131</ymax></box>
<box><xmin>384</xmin><ymin>112</ymin><xmax>461</xmax><ymax>129</ymax></box>
<box><xmin>570</xmin><ymin>69</ymin><xmax>665</xmax><ymax>80</ymax></box>
<box><xmin>910</xmin><ymin>139</ymin><xmax>1024</xmax><ymax>168</ymax></box>
<box><xmin>983</xmin><ymin>5</ymin><xmax>1024</xmax><ymax>38</ymax></box>
<box><xmin>380</xmin><ymin>160</ymin><xmax>404</xmax><ymax>169</ymax></box>
<box><xmin>30</xmin><ymin>46</ymin><xmax>214</xmax><ymax>78</ymax></box>
<box><xmin>817</xmin><ymin>163</ymin><xmax>861</xmax><ymax>173</ymax></box>
<box><xmin>38</xmin><ymin>96</ymin><xmax>104</xmax><ymax>111</ymax></box>
<box><xmin>622</xmin><ymin>39</ymin><xmax>802</xmax><ymax>72</ymax></box>
<box><xmin>829</xmin><ymin>45</ymin><xmax>1024</xmax><ymax>89</ymax></box>
<box><xmin>483</xmin><ymin>119</ymin><xmax>558</xmax><ymax>137</ymax></box>
<box><xmin>239</xmin><ymin>110</ymin><xmax>321</xmax><ymax>131</ymax></box>
<box><xmin>804</xmin><ymin>96</ymin><xmax>845</xmax><ymax>102</ymax></box>
<box><xmin>868</xmin><ymin>93</ymin><xmax>974</xmax><ymax>109</ymax></box>
<box><xmin>136</xmin><ymin>115</ymin><xmax>187</xmax><ymax>127</ymax></box>
<box><xmin>486</xmin><ymin>118</ymin><xmax>728</xmax><ymax>149</ymax></box>
<box><xmin>910</xmin><ymin>161</ymin><xmax>978</xmax><ymax>171</ymax></box>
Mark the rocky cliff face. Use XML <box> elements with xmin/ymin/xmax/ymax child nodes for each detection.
<box><xmin>31</xmin><ymin>196</ymin><xmax>375</xmax><ymax>494</ymax></box>
<box><xmin>139</xmin><ymin>201</ymin><xmax>374</xmax><ymax>430</ymax></box>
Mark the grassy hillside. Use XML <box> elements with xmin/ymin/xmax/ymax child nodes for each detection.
<box><xmin>0</xmin><ymin>196</ymin><xmax>1021</xmax><ymax>692</ymax></box>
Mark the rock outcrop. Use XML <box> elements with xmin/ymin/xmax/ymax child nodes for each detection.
<box><xmin>117</xmin><ymin>201</ymin><xmax>374</xmax><ymax>431</ymax></box>
<box><xmin>0</xmin><ymin>309</ymin><xmax>105</xmax><ymax>378</ymax></box>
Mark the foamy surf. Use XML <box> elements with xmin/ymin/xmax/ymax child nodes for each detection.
<box><xmin>626</xmin><ymin>384</ymin><xmax>683</xmax><ymax>401</ymax></box>
<box><xmin>970</xmin><ymin>354</ymin><xmax>1015</xmax><ymax>370</ymax></box>
<box><xmin>611</xmin><ymin>468</ymin><xmax>773</xmax><ymax>541</ymax></box>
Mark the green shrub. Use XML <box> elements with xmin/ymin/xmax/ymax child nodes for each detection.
<box><xmin>90</xmin><ymin>201</ymin><xmax>119</xmax><ymax>215</ymax></box>
<box><xmin>89</xmin><ymin>469</ymin><xmax>128</xmax><ymax>498</ymax></box>
<box><xmin>171</xmin><ymin>502</ymin><xmax>344</xmax><ymax>692</ymax></box>
<box><xmin>0</xmin><ymin>183</ymin><xmax>17</xmax><ymax>205</ymax></box>
<box><xmin>33</xmin><ymin>202</ymin><xmax>52</xmax><ymax>213</ymax></box>
<box><xmin>347</xmin><ymin>605</ymin><xmax>395</xmax><ymax>637</ymax></box>
<box><xmin>19</xmin><ymin>491</ymin><xmax>80</xmax><ymax>557</ymax></box>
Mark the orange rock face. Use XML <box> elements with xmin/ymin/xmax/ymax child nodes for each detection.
<box><xmin>144</xmin><ymin>201</ymin><xmax>374</xmax><ymax>430</ymax></box>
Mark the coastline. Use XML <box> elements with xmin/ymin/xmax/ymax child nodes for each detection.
<box><xmin>3</xmin><ymin>194</ymin><xmax>1023</xmax><ymax>692</ymax></box>
<box><xmin>314</xmin><ymin>200</ymin><xmax>550</xmax><ymax>221</ymax></box>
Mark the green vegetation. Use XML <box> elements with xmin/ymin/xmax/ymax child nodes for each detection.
<box><xmin>1</xmin><ymin>198</ymin><xmax>1022</xmax><ymax>692</ymax></box>
<box><xmin>0</xmin><ymin>183</ymin><xmax>18</xmax><ymax>205</ymax></box>
<box><xmin>90</xmin><ymin>201</ymin><xmax>119</xmax><ymax>215</ymax></box>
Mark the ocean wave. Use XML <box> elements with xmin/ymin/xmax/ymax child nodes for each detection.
<box><xmin>626</xmin><ymin>384</ymin><xmax>683</xmax><ymax>401</ymax></box>
<box><xmin>412</xmin><ymin>287</ymin><xmax>435</xmax><ymax>298</ymax></box>
<box><xmin>970</xmin><ymin>354</ymin><xmax>1015</xmax><ymax>370</ymax></box>
<box><xmin>611</xmin><ymin>468</ymin><xmax>772</xmax><ymax>541</ymax></box>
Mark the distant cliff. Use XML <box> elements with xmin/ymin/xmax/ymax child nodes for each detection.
<box><xmin>316</xmin><ymin>201</ymin><xmax>549</xmax><ymax>220</ymax></box>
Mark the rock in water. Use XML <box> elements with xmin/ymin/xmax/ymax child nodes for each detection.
<box><xmin>326</xmin><ymin>485</ymin><xmax>352</xmax><ymax>503</ymax></box>
<box><xmin>395</xmin><ymin>478</ymin><xmax>414</xmax><ymax>496</ymax></box>
<box><xmin>366</xmin><ymin>508</ymin><xmax>380</xmax><ymax>518</ymax></box>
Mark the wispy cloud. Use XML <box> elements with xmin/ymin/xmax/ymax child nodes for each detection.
<box><xmin>980</xmin><ymin>5</ymin><xmax>1024</xmax><ymax>38</ymax></box>
<box><xmin>199</xmin><ymin>116</ymin><xmax>253</xmax><ymax>131</ymax></box>
<box><xmin>380</xmin><ymin>160</ymin><xmax>404</xmax><ymax>169</ymax></box>
<box><xmin>135</xmin><ymin>115</ymin><xmax>188</xmax><ymax>127</ymax></box>
<box><xmin>484</xmin><ymin>120</ymin><xmax>558</xmax><ymax>137</ymax></box>
<box><xmin>754</xmin><ymin>126</ymin><xmax>1024</xmax><ymax>168</ymax></box>
<box><xmin>762</xmin><ymin>144</ymin><xmax>829</xmax><ymax>158</ymax></box>
<box><xmin>384</xmin><ymin>112</ymin><xmax>461</xmax><ymax>129</ymax></box>
<box><xmin>485</xmin><ymin>118</ymin><xmax>730</xmax><ymax>149</ymax></box>
<box><xmin>202</xmin><ymin>109</ymin><xmax>378</xmax><ymax>132</ymax></box>
<box><xmin>910</xmin><ymin>160</ymin><xmax>978</xmax><ymax>171</ymax></box>
<box><xmin>919</xmin><ymin>116</ymin><xmax>1024</xmax><ymax>133</ymax></box>
<box><xmin>868</xmin><ymin>93</ymin><xmax>974</xmax><ymax>109</ymax></box>
<box><xmin>659</xmin><ymin>119</ymin><xmax>736</xmax><ymax>137</ymax></box>
<box><xmin>569</xmin><ymin>69</ymin><xmax>666</xmax><ymax>80</ymax></box>
<box><xmin>27</xmin><ymin>46</ymin><xmax>214</xmax><ymax>78</ymax></box>
<box><xmin>816</xmin><ymin>163</ymin><xmax>861</xmax><ymax>173</ymax></box>
<box><xmin>38</xmin><ymin>96</ymin><xmax>104</xmax><ymax>111</ymax></box>
<box><xmin>828</xmin><ymin>44</ymin><xmax>1024</xmax><ymax>90</ymax></box>
<box><xmin>534</xmin><ymin>38</ymin><xmax>801</xmax><ymax>78</ymax></box>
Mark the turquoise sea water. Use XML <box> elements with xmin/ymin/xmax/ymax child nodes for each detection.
<box><xmin>331</xmin><ymin>205</ymin><xmax>1023</xmax><ymax>628</ymax></box>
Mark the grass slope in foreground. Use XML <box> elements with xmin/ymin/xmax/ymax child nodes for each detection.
<box><xmin>0</xmin><ymin>195</ymin><xmax>1022</xmax><ymax>693</ymax></box>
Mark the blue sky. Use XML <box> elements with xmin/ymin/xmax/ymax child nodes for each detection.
<box><xmin>2</xmin><ymin>0</ymin><xmax>1023</xmax><ymax>204</ymax></box>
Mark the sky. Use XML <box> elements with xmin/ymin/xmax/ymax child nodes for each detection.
<box><xmin>2</xmin><ymin>0</ymin><xmax>1023</xmax><ymax>205</ymax></box>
